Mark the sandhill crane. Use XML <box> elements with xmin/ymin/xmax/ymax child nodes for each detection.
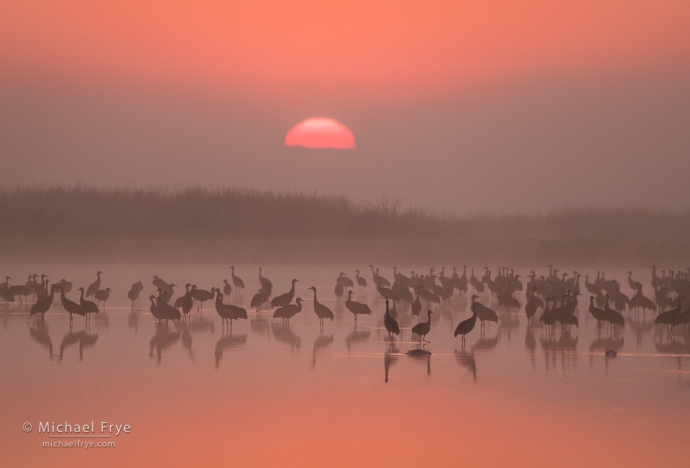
<box><xmin>354</xmin><ymin>270</ymin><xmax>367</xmax><ymax>290</ymax></box>
<box><xmin>525</xmin><ymin>287</ymin><xmax>539</xmax><ymax>323</ymax></box>
<box><xmin>271</xmin><ymin>279</ymin><xmax>299</xmax><ymax>308</ymax></box>
<box><xmin>369</xmin><ymin>265</ymin><xmax>390</xmax><ymax>287</ymax></box>
<box><xmin>223</xmin><ymin>279</ymin><xmax>232</xmax><ymax>301</ymax></box>
<box><xmin>157</xmin><ymin>292</ymin><xmax>182</xmax><ymax>323</ymax></box>
<box><xmin>230</xmin><ymin>266</ymin><xmax>245</xmax><ymax>291</ymax></box>
<box><xmin>0</xmin><ymin>275</ymin><xmax>10</xmax><ymax>296</ymax></box>
<box><xmin>78</xmin><ymin>287</ymin><xmax>99</xmax><ymax>323</ymax></box>
<box><xmin>411</xmin><ymin>286</ymin><xmax>422</xmax><ymax>320</ymax></box>
<box><xmin>215</xmin><ymin>290</ymin><xmax>248</xmax><ymax>328</ymax></box>
<box><xmin>56</xmin><ymin>278</ymin><xmax>73</xmax><ymax>294</ymax></box>
<box><xmin>258</xmin><ymin>267</ymin><xmax>272</xmax><ymax>290</ymax></box>
<box><xmin>127</xmin><ymin>286</ymin><xmax>140</xmax><ymax>307</ymax></box>
<box><xmin>539</xmin><ymin>297</ymin><xmax>556</xmax><ymax>332</ymax></box>
<box><xmin>309</xmin><ymin>286</ymin><xmax>333</xmax><ymax>327</ymax></box>
<box><xmin>59</xmin><ymin>286</ymin><xmax>86</xmax><ymax>324</ymax></box>
<box><xmin>149</xmin><ymin>295</ymin><xmax>167</xmax><ymax>323</ymax></box>
<box><xmin>160</xmin><ymin>283</ymin><xmax>177</xmax><ymax>304</ymax></box>
<box><xmin>334</xmin><ymin>278</ymin><xmax>345</xmax><ymax>301</ymax></box>
<box><xmin>655</xmin><ymin>296</ymin><xmax>684</xmax><ymax>331</ymax></box>
<box><xmin>95</xmin><ymin>288</ymin><xmax>111</xmax><ymax>307</ymax></box>
<box><xmin>339</xmin><ymin>272</ymin><xmax>354</xmax><ymax>289</ymax></box>
<box><xmin>589</xmin><ymin>296</ymin><xmax>607</xmax><ymax>328</ymax></box>
<box><xmin>630</xmin><ymin>285</ymin><xmax>657</xmax><ymax>315</ymax></box>
<box><xmin>376</xmin><ymin>282</ymin><xmax>396</xmax><ymax>301</ymax></box>
<box><xmin>86</xmin><ymin>271</ymin><xmax>103</xmax><ymax>299</ymax></box>
<box><xmin>388</xmin><ymin>297</ymin><xmax>399</xmax><ymax>319</ymax></box>
<box><xmin>454</xmin><ymin>298</ymin><xmax>478</xmax><ymax>345</ymax></box>
<box><xmin>383</xmin><ymin>300</ymin><xmax>400</xmax><ymax>340</ymax></box>
<box><xmin>419</xmin><ymin>286</ymin><xmax>441</xmax><ymax>306</ymax></box>
<box><xmin>31</xmin><ymin>284</ymin><xmax>58</xmax><ymax>322</ymax></box>
<box><xmin>411</xmin><ymin>310</ymin><xmax>433</xmax><ymax>344</ymax></box>
<box><xmin>345</xmin><ymin>290</ymin><xmax>371</xmax><ymax>324</ymax></box>
<box><xmin>250</xmin><ymin>286</ymin><xmax>272</xmax><ymax>313</ymax></box>
<box><xmin>175</xmin><ymin>284</ymin><xmax>195</xmax><ymax>318</ymax></box>
<box><xmin>474</xmin><ymin>298</ymin><xmax>498</xmax><ymax>328</ymax></box>
<box><xmin>273</xmin><ymin>298</ymin><xmax>304</xmax><ymax>325</ymax></box>
<box><xmin>152</xmin><ymin>275</ymin><xmax>172</xmax><ymax>294</ymax></box>
<box><xmin>191</xmin><ymin>285</ymin><xmax>214</xmax><ymax>311</ymax></box>
<box><xmin>627</xmin><ymin>271</ymin><xmax>642</xmax><ymax>293</ymax></box>
<box><xmin>604</xmin><ymin>294</ymin><xmax>625</xmax><ymax>328</ymax></box>
<box><xmin>35</xmin><ymin>274</ymin><xmax>49</xmax><ymax>300</ymax></box>
<box><xmin>584</xmin><ymin>275</ymin><xmax>599</xmax><ymax>295</ymax></box>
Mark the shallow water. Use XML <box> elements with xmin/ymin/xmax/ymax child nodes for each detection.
<box><xmin>1</xmin><ymin>265</ymin><xmax>689</xmax><ymax>467</ymax></box>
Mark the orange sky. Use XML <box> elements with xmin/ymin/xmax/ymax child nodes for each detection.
<box><xmin>2</xmin><ymin>0</ymin><xmax>689</xmax><ymax>102</ymax></box>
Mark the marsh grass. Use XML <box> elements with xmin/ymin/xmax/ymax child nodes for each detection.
<box><xmin>0</xmin><ymin>185</ymin><xmax>688</xmax><ymax>265</ymax></box>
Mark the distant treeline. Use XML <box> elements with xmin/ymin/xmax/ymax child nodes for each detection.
<box><xmin>0</xmin><ymin>186</ymin><xmax>688</xmax><ymax>265</ymax></box>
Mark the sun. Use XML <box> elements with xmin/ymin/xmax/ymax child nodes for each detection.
<box><xmin>284</xmin><ymin>118</ymin><xmax>356</xmax><ymax>149</ymax></box>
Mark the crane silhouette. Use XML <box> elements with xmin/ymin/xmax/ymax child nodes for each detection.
<box><xmin>345</xmin><ymin>290</ymin><xmax>371</xmax><ymax>324</ymax></box>
<box><xmin>309</xmin><ymin>286</ymin><xmax>333</xmax><ymax>328</ymax></box>
<box><xmin>383</xmin><ymin>299</ymin><xmax>400</xmax><ymax>341</ymax></box>
<box><xmin>411</xmin><ymin>310</ymin><xmax>433</xmax><ymax>344</ymax></box>
<box><xmin>85</xmin><ymin>271</ymin><xmax>103</xmax><ymax>299</ymax></box>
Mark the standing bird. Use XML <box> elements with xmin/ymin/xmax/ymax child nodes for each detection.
<box><xmin>127</xmin><ymin>286</ymin><xmax>140</xmax><ymax>307</ymax></box>
<box><xmin>271</xmin><ymin>279</ymin><xmax>299</xmax><ymax>308</ymax></box>
<box><xmin>78</xmin><ymin>287</ymin><xmax>99</xmax><ymax>323</ymax></box>
<box><xmin>589</xmin><ymin>295</ymin><xmax>607</xmax><ymax>328</ymax></box>
<box><xmin>273</xmin><ymin>298</ymin><xmax>304</xmax><ymax>325</ymax></box>
<box><xmin>258</xmin><ymin>267</ymin><xmax>272</xmax><ymax>290</ymax></box>
<box><xmin>309</xmin><ymin>286</ymin><xmax>334</xmax><ymax>327</ymax></box>
<box><xmin>58</xmin><ymin>278</ymin><xmax>73</xmax><ymax>294</ymax></box>
<box><xmin>95</xmin><ymin>288</ymin><xmax>112</xmax><ymax>307</ymax></box>
<box><xmin>229</xmin><ymin>266</ymin><xmax>245</xmax><ymax>292</ymax></box>
<box><xmin>334</xmin><ymin>278</ymin><xmax>345</xmax><ymax>301</ymax></box>
<box><xmin>383</xmin><ymin>299</ymin><xmax>400</xmax><ymax>341</ymax></box>
<box><xmin>655</xmin><ymin>296</ymin><xmax>684</xmax><ymax>330</ymax></box>
<box><xmin>190</xmin><ymin>285</ymin><xmax>214</xmax><ymax>312</ymax></box>
<box><xmin>525</xmin><ymin>287</ymin><xmax>539</xmax><ymax>323</ymax></box>
<box><xmin>411</xmin><ymin>286</ymin><xmax>422</xmax><ymax>321</ymax></box>
<box><xmin>454</xmin><ymin>298</ymin><xmax>478</xmax><ymax>345</ymax></box>
<box><xmin>222</xmin><ymin>279</ymin><xmax>232</xmax><ymax>301</ymax></box>
<box><xmin>85</xmin><ymin>271</ymin><xmax>103</xmax><ymax>299</ymax></box>
<box><xmin>214</xmin><ymin>289</ymin><xmax>247</xmax><ymax>327</ymax></box>
<box><xmin>175</xmin><ymin>284</ymin><xmax>195</xmax><ymax>318</ymax></box>
<box><xmin>149</xmin><ymin>295</ymin><xmax>166</xmax><ymax>323</ymax></box>
<box><xmin>31</xmin><ymin>284</ymin><xmax>59</xmax><ymax>322</ymax></box>
<box><xmin>411</xmin><ymin>310</ymin><xmax>433</xmax><ymax>344</ymax></box>
<box><xmin>354</xmin><ymin>269</ymin><xmax>367</xmax><ymax>290</ymax></box>
<box><xmin>345</xmin><ymin>290</ymin><xmax>371</xmax><ymax>324</ymax></box>
<box><xmin>604</xmin><ymin>294</ymin><xmax>625</xmax><ymax>328</ymax></box>
<box><xmin>59</xmin><ymin>286</ymin><xmax>86</xmax><ymax>324</ymax></box>
<box><xmin>474</xmin><ymin>297</ymin><xmax>498</xmax><ymax>328</ymax></box>
<box><xmin>339</xmin><ymin>272</ymin><xmax>355</xmax><ymax>289</ymax></box>
<box><xmin>152</xmin><ymin>275</ymin><xmax>172</xmax><ymax>294</ymax></box>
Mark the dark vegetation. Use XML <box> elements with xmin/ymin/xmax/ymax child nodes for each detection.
<box><xmin>0</xmin><ymin>185</ymin><xmax>688</xmax><ymax>265</ymax></box>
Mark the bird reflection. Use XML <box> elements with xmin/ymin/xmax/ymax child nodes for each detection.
<box><xmin>214</xmin><ymin>330</ymin><xmax>248</xmax><ymax>368</ymax></box>
<box><xmin>471</xmin><ymin>332</ymin><xmax>499</xmax><ymax>353</ymax></box>
<box><xmin>312</xmin><ymin>331</ymin><xmax>334</xmax><ymax>369</ymax></box>
<box><xmin>189</xmin><ymin>315</ymin><xmax>215</xmax><ymax>334</ymax></box>
<box><xmin>525</xmin><ymin>327</ymin><xmax>536</xmax><ymax>369</ymax></box>
<box><xmin>250</xmin><ymin>314</ymin><xmax>270</xmax><ymax>338</ymax></box>
<box><xmin>94</xmin><ymin>311</ymin><xmax>109</xmax><ymax>329</ymax></box>
<box><xmin>454</xmin><ymin>349</ymin><xmax>477</xmax><ymax>382</ymax></box>
<box><xmin>271</xmin><ymin>322</ymin><xmax>301</xmax><ymax>353</ymax></box>
<box><xmin>59</xmin><ymin>326</ymin><xmax>98</xmax><ymax>361</ymax></box>
<box><xmin>175</xmin><ymin>320</ymin><xmax>194</xmax><ymax>361</ymax></box>
<box><xmin>406</xmin><ymin>348</ymin><xmax>431</xmax><ymax>376</ymax></box>
<box><xmin>29</xmin><ymin>319</ymin><xmax>53</xmax><ymax>360</ymax></box>
<box><xmin>345</xmin><ymin>325</ymin><xmax>371</xmax><ymax>352</ymax></box>
<box><xmin>541</xmin><ymin>329</ymin><xmax>578</xmax><ymax>373</ymax></box>
<box><xmin>628</xmin><ymin>316</ymin><xmax>655</xmax><ymax>350</ymax></box>
<box><xmin>149</xmin><ymin>324</ymin><xmax>180</xmax><ymax>363</ymax></box>
<box><xmin>655</xmin><ymin>335</ymin><xmax>690</xmax><ymax>355</ymax></box>
<box><xmin>384</xmin><ymin>343</ymin><xmax>400</xmax><ymax>383</ymax></box>
<box><xmin>128</xmin><ymin>309</ymin><xmax>139</xmax><ymax>334</ymax></box>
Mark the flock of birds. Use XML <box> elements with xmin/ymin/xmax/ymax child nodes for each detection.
<box><xmin>3</xmin><ymin>265</ymin><xmax>690</xmax><ymax>350</ymax></box>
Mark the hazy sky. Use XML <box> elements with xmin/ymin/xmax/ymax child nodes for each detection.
<box><xmin>1</xmin><ymin>1</ymin><xmax>689</xmax><ymax>213</ymax></box>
